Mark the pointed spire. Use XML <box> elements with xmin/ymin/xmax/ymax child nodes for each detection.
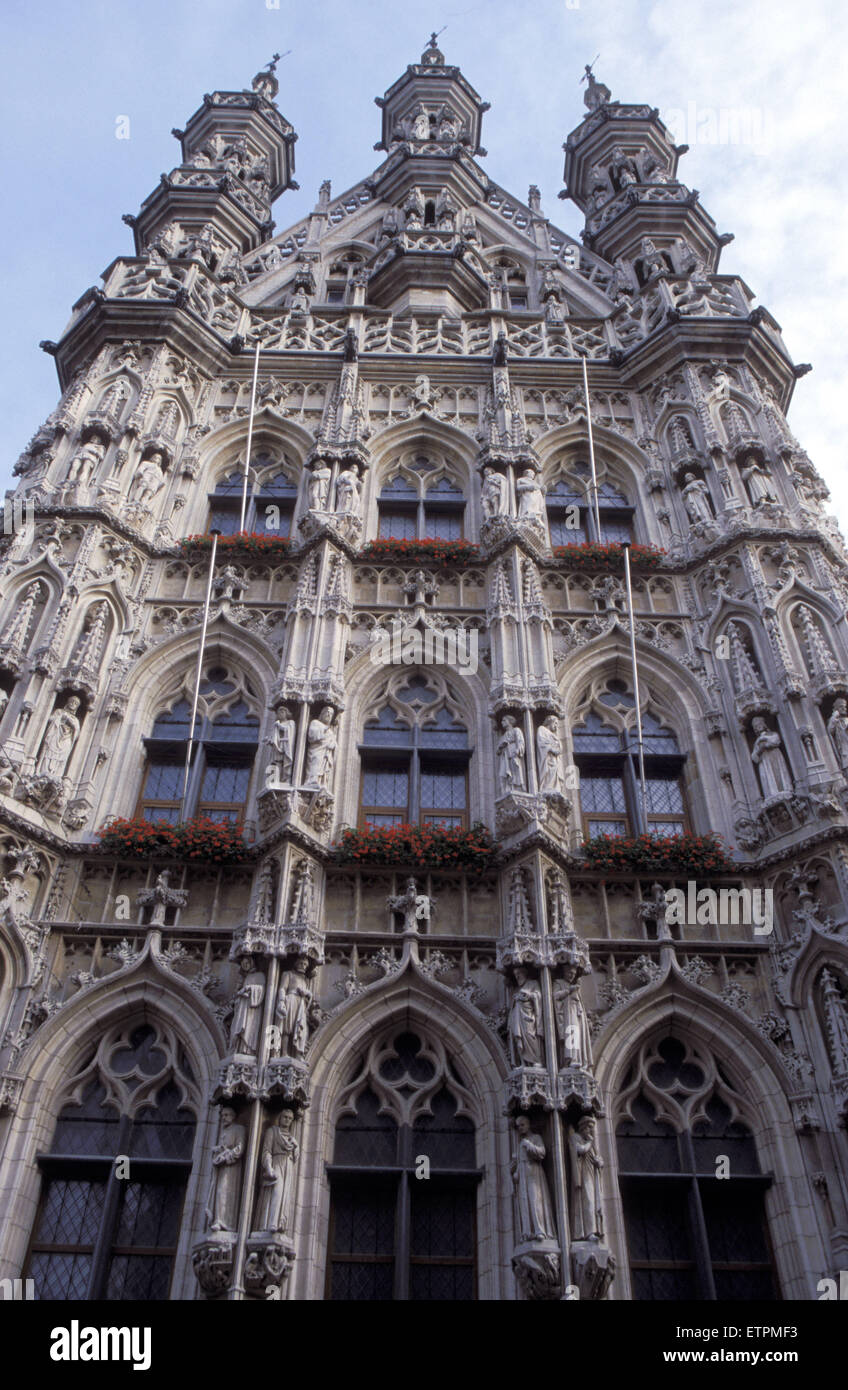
<box><xmin>726</xmin><ymin>622</ymin><xmax>764</xmax><ymax>694</ymax></box>
<box><xmin>796</xmin><ymin>604</ymin><xmax>838</xmax><ymax>676</ymax></box>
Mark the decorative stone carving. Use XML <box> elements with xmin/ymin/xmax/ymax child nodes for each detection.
<box><xmin>268</xmin><ymin>704</ymin><xmax>296</xmax><ymax>786</ymax></box>
<box><xmin>228</xmin><ymin>955</ymin><xmax>266</xmax><ymax>1057</ymax></box>
<box><xmin>253</xmin><ymin>1109</ymin><xmax>299</xmax><ymax>1234</ymax></box>
<box><xmin>568</xmin><ymin>1115</ymin><xmax>604</xmax><ymax>1240</ymax></box>
<box><xmin>750</xmin><ymin>716</ymin><xmax>793</xmax><ymax>798</ymax></box>
<box><xmin>388</xmin><ymin>877</ymin><xmax>434</xmax><ymax>932</ymax></box>
<box><xmin>511</xmin><ymin>1114</ymin><xmax>557</xmax><ymax>1241</ymax></box>
<box><xmin>497</xmin><ymin>714</ymin><xmax>526</xmax><ymax>794</ymax></box>
<box><xmin>205</xmin><ymin>1106</ymin><xmax>246</xmax><ymax>1233</ymax></box>
<box><xmin>304</xmin><ymin>705</ymin><xmax>337</xmax><ymax>790</ymax></box>
<box><xmin>508</xmin><ymin>966</ymin><xmax>543</xmax><ymax>1067</ymax></box>
<box><xmin>35</xmin><ymin>697</ymin><xmax>81</xmax><ymax>779</ymax></box>
<box><xmin>274</xmin><ymin>957</ymin><xmax>313</xmax><ymax>1058</ymax></box>
<box><xmin>136</xmin><ymin>869</ymin><xmax>189</xmax><ymax>926</ymax></box>
<box><xmin>536</xmin><ymin>715</ymin><xmax>564</xmax><ymax>794</ymax></box>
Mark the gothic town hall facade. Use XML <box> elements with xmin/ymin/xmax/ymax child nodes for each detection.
<box><xmin>0</xmin><ymin>41</ymin><xmax>846</xmax><ymax>1303</ymax></box>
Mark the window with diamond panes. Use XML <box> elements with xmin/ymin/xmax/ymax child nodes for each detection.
<box><xmin>359</xmin><ymin>696</ymin><xmax>470</xmax><ymax>829</ymax></box>
<box><xmin>27</xmin><ymin>1025</ymin><xmax>196</xmax><ymax>1301</ymax></box>
<box><xmin>572</xmin><ymin>691</ymin><xmax>688</xmax><ymax>839</ymax></box>
<box><xmin>616</xmin><ymin>1038</ymin><xmax>777</xmax><ymax>1301</ymax></box>
<box><xmin>326</xmin><ymin>1034</ymin><xmax>480</xmax><ymax>1301</ymax></box>
<box><xmin>377</xmin><ymin>472</ymin><xmax>465</xmax><ymax>541</ymax></box>
<box><xmin>546</xmin><ymin>478</ymin><xmax>634</xmax><ymax>545</ymax></box>
<box><xmin>206</xmin><ymin>465</ymin><xmax>297</xmax><ymax>536</ymax></box>
<box><xmin>138</xmin><ymin>669</ymin><xmax>259</xmax><ymax>825</ymax></box>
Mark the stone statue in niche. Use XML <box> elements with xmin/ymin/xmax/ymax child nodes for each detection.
<box><xmin>274</xmin><ymin>956</ymin><xmax>313</xmax><ymax>1058</ymax></box>
<box><xmin>269</xmin><ymin>704</ymin><xmax>296</xmax><ymax>786</ymax></box>
<box><xmin>334</xmin><ymin>465</ymin><xmax>361</xmax><ymax>516</ymax></box>
<box><xmin>304</xmin><ymin>705</ymin><xmax>337</xmax><ymax>789</ymax></box>
<box><xmin>827</xmin><ymin>698</ymin><xmax>848</xmax><ymax>768</ymax></box>
<box><xmin>130</xmin><ymin>451</ymin><xmax>166</xmax><ymax>507</ymax></box>
<box><xmin>536</xmin><ymin>716</ymin><xmax>564</xmax><ymax>794</ymax></box>
<box><xmin>511</xmin><ymin>1115</ymin><xmax>557</xmax><ymax>1242</ymax></box>
<box><xmin>411</xmin><ymin>107</ymin><xmax>430</xmax><ymax>140</ymax></box>
<box><xmin>481</xmin><ymin>467</ymin><xmax>507</xmax><ymax>518</ymax></box>
<box><xmin>741</xmin><ymin>455</ymin><xmax>777</xmax><ymax>507</ymax></box>
<box><xmin>569</xmin><ymin>1115</ymin><xmax>604</xmax><ymax>1240</ymax></box>
<box><xmin>609</xmin><ymin>144</ymin><xmax>639</xmax><ymax>188</ymax></box>
<box><xmin>229</xmin><ymin>955</ymin><xmax>266</xmax><ymax>1057</ymax></box>
<box><xmin>515</xmin><ymin>469</ymin><xmax>545</xmax><ymax>522</ymax></box>
<box><xmin>681</xmin><ymin>472</ymin><xmax>713</xmax><ymax>525</ymax></box>
<box><xmin>36</xmin><ymin>697</ymin><xmax>81</xmax><ymax>779</ymax></box>
<box><xmin>254</xmin><ymin>1110</ymin><xmax>299</xmax><ymax>1233</ymax></box>
<box><xmin>205</xmin><ymin>1106</ymin><xmax>246</xmax><ymax>1233</ymax></box>
<box><xmin>307</xmin><ymin>461</ymin><xmax>331</xmax><ymax>511</ymax></box>
<box><xmin>66</xmin><ymin>438</ymin><xmax>104</xmax><ymax>488</ymax></box>
<box><xmin>553</xmin><ymin>974</ymin><xmax>592</xmax><ymax>1068</ymax></box>
<box><xmin>750</xmin><ymin>715</ymin><xmax>793</xmax><ymax>797</ymax></box>
<box><xmin>434</xmin><ymin>189</ymin><xmax>457</xmax><ymax>230</ymax></box>
<box><xmin>497</xmin><ymin>715</ymin><xmax>527</xmax><ymax>794</ymax></box>
<box><xmin>508</xmin><ymin>966</ymin><xmax>543</xmax><ymax>1067</ymax></box>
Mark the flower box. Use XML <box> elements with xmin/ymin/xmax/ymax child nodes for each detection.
<box><xmin>95</xmin><ymin>815</ymin><xmax>256</xmax><ymax>864</ymax></box>
<box><xmin>552</xmin><ymin>542</ymin><xmax>666</xmax><ymax>572</ymax></box>
<box><xmin>359</xmin><ymin>538</ymin><xmax>481</xmax><ymax>567</ymax></box>
<box><xmin>329</xmin><ymin>821</ymin><xmax>498</xmax><ymax>873</ymax></box>
<box><xmin>178</xmin><ymin>532</ymin><xmax>292</xmax><ymax>560</ymax></box>
<box><xmin>577</xmin><ymin>831</ymin><xmax>734</xmax><ymax>874</ymax></box>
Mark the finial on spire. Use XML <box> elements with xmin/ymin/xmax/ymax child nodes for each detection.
<box><xmin>580</xmin><ymin>57</ymin><xmax>611</xmax><ymax>113</ymax></box>
<box><xmin>252</xmin><ymin>50</ymin><xmax>289</xmax><ymax>101</ymax></box>
<box><xmin>422</xmin><ymin>27</ymin><xmax>446</xmax><ymax>66</ymax></box>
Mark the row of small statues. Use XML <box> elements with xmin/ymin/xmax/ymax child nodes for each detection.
<box><xmin>508</xmin><ymin>965</ymin><xmax>592</xmax><ymax>1070</ymax></box>
<box><xmin>228</xmin><ymin>954</ymin><xmax>315</xmax><ymax>1059</ymax></box>
<box><xmin>267</xmin><ymin>705</ymin><xmax>336</xmax><ymax>791</ymax></box>
<box><xmin>497</xmin><ymin>714</ymin><xmax>564</xmax><ymax>796</ymax></box>
<box><xmin>64</xmin><ymin>439</ymin><xmax>167</xmax><ymax>506</ymax></box>
<box><xmin>207</xmin><ymin>1103</ymin><xmax>602</xmax><ymax>1245</ymax></box>
<box><xmin>514</xmin><ymin>1112</ymin><xmax>604</xmax><ymax>1244</ymax></box>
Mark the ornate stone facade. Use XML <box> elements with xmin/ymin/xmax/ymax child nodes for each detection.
<box><xmin>0</xmin><ymin>44</ymin><xmax>846</xmax><ymax>1303</ymax></box>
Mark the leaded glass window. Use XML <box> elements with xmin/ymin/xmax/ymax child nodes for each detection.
<box><xmin>207</xmin><ymin>461</ymin><xmax>297</xmax><ymax>536</ymax></box>
<box><xmin>359</xmin><ymin>681</ymin><xmax>470</xmax><ymax>829</ymax></box>
<box><xmin>327</xmin><ymin>1033</ymin><xmax>480</xmax><ymax>1301</ymax></box>
<box><xmin>27</xmin><ymin>1024</ymin><xmax>198</xmax><ymax>1302</ymax></box>
<box><xmin>377</xmin><ymin>471</ymin><xmax>465</xmax><ymax>541</ymax></box>
<box><xmin>616</xmin><ymin>1037</ymin><xmax>778</xmax><ymax>1301</ymax></box>
<box><xmin>572</xmin><ymin>686</ymin><xmax>687</xmax><ymax>839</ymax></box>
<box><xmin>138</xmin><ymin>667</ymin><xmax>259</xmax><ymax>825</ymax></box>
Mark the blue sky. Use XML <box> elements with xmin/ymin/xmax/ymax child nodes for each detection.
<box><xmin>3</xmin><ymin>0</ymin><xmax>846</xmax><ymax>521</ymax></box>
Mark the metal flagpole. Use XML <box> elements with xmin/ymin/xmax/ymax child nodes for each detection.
<box><xmin>181</xmin><ymin>530</ymin><xmax>220</xmax><ymax>817</ymax></box>
<box><xmin>581</xmin><ymin>354</ymin><xmax>602</xmax><ymax>541</ymax></box>
<box><xmin>239</xmin><ymin>340</ymin><xmax>261</xmax><ymax>533</ymax></box>
<box><xmin>621</xmin><ymin>540</ymin><xmax>649</xmax><ymax>832</ymax></box>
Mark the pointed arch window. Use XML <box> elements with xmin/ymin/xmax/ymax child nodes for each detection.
<box><xmin>26</xmin><ymin>1023</ymin><xmax>197</xmax><ymax>1301</ymax></box>
<box><xmin>207</xmin><ymin>463</ymin><xmax>297</xmax><ymax>536</ymax></box>
<box><xmin>546</xmin><ymin>477</ymin><xmax>634</xmax><ymax>545</ymax></box>
<box><xmin>138</xmin><ymin>667</ymin><xmax>259</xmax><ymax>824</ymax></box>
<box><xmin>377</xmin><ymin>471</ymin><xmax>466</xmax><ymax>541</ymax></box>
<box><xmin>359</xmin><ymin>684</ymin><xmax>470</xmax><ymax>829</ymax></box>
<box><xmin>616</xmin><ymin>1037</ymin><xmax>777</xmax><ymax>1300</ymax></box>
<box><xmin>326</xmin><ymin>1032</ymin><xmax>480</xmax><ymax>1301</ymax></box>
<box><xmin>572</xmin><ymin>682</ymin><xmax>687</xmax><ymax>838</ymax></box>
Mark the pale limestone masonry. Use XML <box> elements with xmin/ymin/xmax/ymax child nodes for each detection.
<box><xmin>0</xmin><ymin>43</ymin><xmax>847</xmax><ymax>1302</ymax></box>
